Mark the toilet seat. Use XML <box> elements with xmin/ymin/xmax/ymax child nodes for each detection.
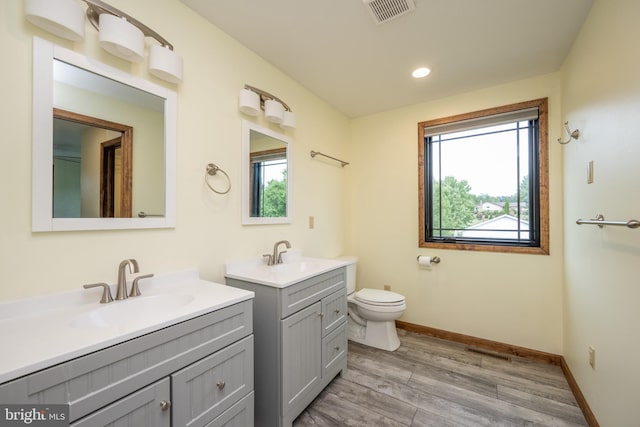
<box><xmin>354</xmin><ymin>288</ymin><xmax>405</xmax><ymax>306</ymax></box>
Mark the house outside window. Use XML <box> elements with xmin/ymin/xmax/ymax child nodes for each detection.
<box><xmin>418</xmin><ymin>98</ymin><xmax>549</xmax><ymax>254</ymax></box>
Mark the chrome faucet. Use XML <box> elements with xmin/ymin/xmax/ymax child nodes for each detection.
<box><xmin>116</xmin><ymin>259</ymin><xmax>139</xmax><ymax>300</ymax></box>
<box><xmin>271</xmin><ymin>240</ymin><xmax>291</xmax><ymax>265</ymax></box>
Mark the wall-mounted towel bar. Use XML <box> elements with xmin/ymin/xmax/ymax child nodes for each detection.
<box><xmin>310</xmin><ymin>150</ymin><xmax>350</xmax><ymax>167</ymax></box>
<box><xmin>576</xmin><ymin>214</ymin><xmax>640</xmax><ymax>229</ymax></box>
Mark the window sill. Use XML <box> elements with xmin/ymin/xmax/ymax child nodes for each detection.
<box><xmin>419</xmin><ymin>240</ymin><xmax>549</xmax><ymax>255</ymax></box>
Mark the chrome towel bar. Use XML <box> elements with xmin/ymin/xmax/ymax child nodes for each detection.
<box><xmin>576</xmin><ymin>214</ymin><xmax>640</xmax><ymax>229</ymax></box>
<box><xmin>310</xmin><ymin>150</ymin><xmax>349</xmax><ymax>167</ymax></box>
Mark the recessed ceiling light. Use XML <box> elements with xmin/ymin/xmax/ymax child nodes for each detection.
<box><xmin>412</xmin><ymin>67</ymin><xmax>431</xmax><ymax>78</ymax></box>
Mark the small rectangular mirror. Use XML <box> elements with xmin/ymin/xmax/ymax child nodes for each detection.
<box><xmin>241</xmin><ymin>120</ymin><xmax>292</xmax><ymax>224</ymax></box>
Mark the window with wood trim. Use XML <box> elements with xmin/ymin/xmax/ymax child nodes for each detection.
<box><xmin>249</xmin><ymin>148</ymin><xmax>287</xmax><ymax>217</ymax></box>
<box><xmin>418</xmin><ymin>98</ymin><xmax>549</xmax><ymax>254</ymax></box>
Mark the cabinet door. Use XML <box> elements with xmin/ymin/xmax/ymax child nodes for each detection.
<box><xmin>321</xmin><ymin>288</ymin><xmax>347</xmax><ymax>336</ymax></box>
<box><xmin>281</xmin><ymin>302</ymin><xmax>322</xmax><ymax>415</ymax></box>
<box><xmin>70</xmin><ymin>378</ymin><xmax>170</xmax><ymax>427</ymax></box>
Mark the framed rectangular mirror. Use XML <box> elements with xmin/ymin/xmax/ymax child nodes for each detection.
<box><xmin>32</xmin><ymin>37</ymin><xmax>176</xmax><ymax>231</ymax></box>
<box><xmin>241</xmin><ymin>120</ymin><xmax>292</xmax><ymax>225</ymax></box>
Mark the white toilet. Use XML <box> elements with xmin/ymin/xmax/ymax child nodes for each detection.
<box><xmin>341</xmin><ymin>257</ymin><xmax>406</xmax><ymax>351</ymax></box>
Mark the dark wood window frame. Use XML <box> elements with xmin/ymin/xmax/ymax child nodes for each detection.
<box><xmin>249</xmin><ymin>147</ymin><xmax>287</xmax><ymax>217</ymax></box>
<box><xmin>418</xmin><ymin>98</ymin><xmax>549</xmax><ymax>255</ymax></box>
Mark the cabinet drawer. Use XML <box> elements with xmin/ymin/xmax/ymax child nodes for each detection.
<box><xmin>280</xmin><ymin>268</ymin><xmax>345</xmax><ymax>319</ymax></box>
<box><xmin>322</xmin><ymin>323</ymin><xmax>347</xmax><ymax>377</ymax></box>
<box><xmin>321</xmin><ymin>288</ymin><xmax>347</xmax><ymax>336</ymax></box>
<box><xmin>70</xmin><ymin>378</ymin><xmax>170</xmax><ymax>427</ymax></box>
<box><xmin>205</xmin><ymin>391</ymin><xmax>254</xmax><ymax>427</ymax></box>
<box><xmin>0</xmin><ymin>300</ymin><xmax>252</xmax><ymax>423</ymax></box>
<box><xmin>172</xmin><ymin>335</ymin><xmax>254</xmax><ymax>427</ymax></box>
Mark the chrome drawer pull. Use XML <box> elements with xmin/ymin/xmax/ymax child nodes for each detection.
<box><xmin>216</xmin><ymin>380</ymin><xmax>226</xmax><ymax>390</ymax></box>
<box><xmin>160</xmin><ymin>400</ymin><xmax>171</xmax><ymax>411</ymax></box>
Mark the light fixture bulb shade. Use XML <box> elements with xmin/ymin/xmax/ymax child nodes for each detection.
<box><xmin>264</xmin><ymin>99</ymin><xmax>284</xmax><ymax>124</ymax></box>
<box><xmin>280</xmin><ymin>111</ymin><xmax>296</xmax><ymax>130</ymax></box>
<box><xmin>149</xmin><ymin>45</ymin><xmax>183</xmax><ymax>84</ymax></box>
<box><xmin>238</xmin><ymin>89</ymin><xmax>260</xmax><ymax>116</ymax></box>
<box><xmin>99</xmin><ymin>14</ymin><xmax>145</xmax><ymax>63</ymax></box>
<box><xmin>25</xmin><ymin>0</ymin><xmax>85</xmax><ymax>42</ymax></box>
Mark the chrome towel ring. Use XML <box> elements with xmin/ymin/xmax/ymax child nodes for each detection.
<box><xmin>205</xmin><ymin>163</ymin><xmax>231</xmax><ymax>194</ymax></box>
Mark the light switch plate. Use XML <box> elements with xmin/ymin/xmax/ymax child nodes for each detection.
<box><xmin>587</xmin><ymin>160</ymin><xmax>594</xmax><ymax>184</ymax></box>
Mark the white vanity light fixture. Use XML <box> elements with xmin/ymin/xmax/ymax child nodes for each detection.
<box><xmin>238</xmin><ymin>88</ymin><xmax>261</xmax><ymax>116</ymax></box>
<box><xmin>24</xmin><ymin>0</ymin><xmax>183</xmax><ymax>84</ymax></box>
<box><xmin>24</xmin><ymin>0</ymin><xmax>86</xmax><ymax>42</ymax></box>
<box><xmin>238</xmin><ymin>85</ymin><xmax>296</xmax><ymax>130</ymax></box>
<box><xmin>148</xmin><ymin>44</ymin><xmax>183</xmax><ymax>84</ymax></box>
<box><xmin>264</xmin><ymin>99</ymin><xmax>285</xmax><ymax>124</ymax></box>
<box><xmin>85</xmin><ymin>0</ymin><xmax>183</xmax><ymax>83</ymax></box>
<box><xmin>280</xmin><ymin>110</ymin><xmax>297</xmax><ymax>130</ymax></box>
<box><xmin>98</xmin><ymin>14</ymin><xmax>144</xmax><ymax>62</ymax></box>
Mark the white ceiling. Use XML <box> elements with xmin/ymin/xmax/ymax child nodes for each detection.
<box><xmin>180</xmin><ymin>0</ymin><xmax>593</xmax><ymax>118</ymax></box>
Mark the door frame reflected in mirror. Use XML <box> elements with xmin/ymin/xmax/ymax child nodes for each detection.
<box><xmin>241</xmin><ymin>120</ymin><xmax>292</xmax><ymax>225</ymax></box>
<box><xmin>53</xmin><ymin>108</ymin><xmax>133</xmax><ymax>218</ymax></box>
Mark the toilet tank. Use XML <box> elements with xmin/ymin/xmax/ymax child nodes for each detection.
<box><xmin>336</xmin><ymin>256</ymin><xmax>358</xmax><ymax>294</ymax></box>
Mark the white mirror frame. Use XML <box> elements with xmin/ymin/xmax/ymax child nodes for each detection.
<box><xmin>241</xmin><ymin>120</ymin><xmax>292</xmax><ymax>225</ymax></box>
<box><xmin>32</xmin><ymin>37</ymin><xmax>177</xmax><ymax>231</ymax></box>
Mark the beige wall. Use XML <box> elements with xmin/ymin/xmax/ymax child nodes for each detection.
<box><xmin>0</xmin><ymin>0</ymin><xmax>349</xmax><ymax>300</ymax></box>
<box><xmin>346</xmin><ymin>74</ymin><xmax>565</xmax><ymax>354</ymax></box>
<box><xmin>561</xmin><ymin>0</ymin><xmax>640</xmax><ymax>424</ymax></box>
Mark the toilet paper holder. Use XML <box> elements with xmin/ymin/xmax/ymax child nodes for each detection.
<box><xmin>416</xmin><ymin>255</ymin><xmax>440</xmax><ymax>264</ymax></box>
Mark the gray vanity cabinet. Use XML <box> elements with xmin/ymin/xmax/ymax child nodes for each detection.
<box><xmin>0</xmin><ymin>300</ymin><xmax>254</xmax><ymax>427</ymax></box>
<box><xmin>226</xmin><ymin>267</ymin><xmax>347</xmax><ymax>427</ymax></box>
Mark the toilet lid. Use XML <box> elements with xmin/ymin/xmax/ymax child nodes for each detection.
<box><xmin>355</xmin><ymin>289</ymin><xmax>405</xmax><ymax>305</ymax></box>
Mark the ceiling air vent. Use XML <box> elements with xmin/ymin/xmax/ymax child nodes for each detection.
<box><xmin>363</xmin><ymin>0</ymin><xmax>416</xmax><ymax>24</ymax></box>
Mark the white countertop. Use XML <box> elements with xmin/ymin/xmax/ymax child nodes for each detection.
<box><xmin>224</xmin><ymin>254</ymin><xmax>350</xmax><ymax>288</ymax></box>
<box><xmin>0</xmin><ymin>269</ymin><xmax>253</xmax><ymax>384</ymax></box>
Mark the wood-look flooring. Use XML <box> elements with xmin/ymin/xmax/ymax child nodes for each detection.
<box><xmin>294</xmin><ymin>329</ymin><xmax>587</xmax><ymax>426</ymax></box>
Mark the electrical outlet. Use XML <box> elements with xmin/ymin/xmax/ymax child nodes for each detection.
<box><xmin>384</xmin><ymin>285</ymin><xmax>391</xmax><ymax>291</ymax></box>
<box><xmin>308</xmin><ymin>216</ymin><xmax>314</xmax><ymax>229</ymax></box>
<box><xmin>588</xmin><ymin>345</ymin><xmax>596</xmax><ymax>369</ymax></box>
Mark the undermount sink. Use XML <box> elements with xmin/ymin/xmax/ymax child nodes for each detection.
<box><xmin>71</xmin><ymin>294</ymin><xmax>195</xmax><ymax>328</ymax></box>
<box><xmin>268</xmin><ymin>260</ymin><xmax>323</xmax><ymax>273</ymax></box>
